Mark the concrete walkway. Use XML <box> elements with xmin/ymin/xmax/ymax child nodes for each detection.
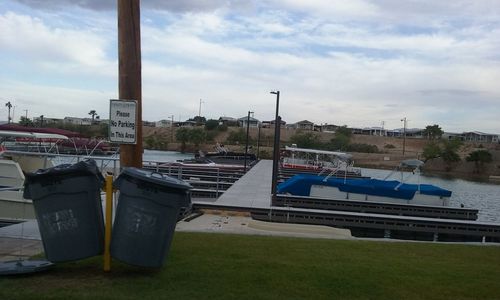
<box><xmin>0</xmin><ymin>220</ymin><xmax>42</xmax><ymax>262</ymax></box>
<box><xmin>213</xmin><ymin>160</ymin><xmax>273</xmax><ymax>208</ymax></box>
<box><xmin>176</xmin><ymin>213</ymin><xmax>352</xmax><ymax>240</ymax></box>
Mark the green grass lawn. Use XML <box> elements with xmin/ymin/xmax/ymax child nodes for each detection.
<box><xmin>1</xmin><ymin>232</ymin><xmax>500</xmax><ymax>300</ymax></box>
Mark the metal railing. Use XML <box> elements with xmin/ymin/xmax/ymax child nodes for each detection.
<box><xmin>3</xmin><ymin>151</ymin><xmax>245</xmax><ymax>199</ymax></box>
<box><xmin>4</xmin><ymin>150</ymin><xmax>121</xmax><ymax>177</ymax></box>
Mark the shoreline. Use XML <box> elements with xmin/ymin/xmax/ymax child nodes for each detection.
<box><xmin>145</xmin><ymin>147</ymin><xmax>500</xmax><ymax>184</ymax></box>
<box><xmin>356</xmin><ymin>162</ymin><xmax>498</xmax><ymax>184</ymax></box>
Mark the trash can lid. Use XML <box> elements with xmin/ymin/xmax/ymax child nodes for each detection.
<box><xmin>24</xmin><ymin>159</ymin><xmax>104</xmax><ymax>183</ymax></box>
<box><xmin>120</xmin><ymin>167</ymin><xmax>193</xmax><ymax>191</ymax></box>
<box><xmin>23</xmin><ymin>159</ymin><xmax>105</xmax><ymax>199</ymax></box>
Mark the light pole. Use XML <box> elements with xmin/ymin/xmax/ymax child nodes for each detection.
<box><xmin>170</xmin><ymin>115</ymin><xmax>175</xmax><ymax>142</ymax></box>
<box><xmin>198</xmin><ymin>99</ymin><xmax>204</xmax><ymax>117</ymax></box>
<box><xmin>12</xmin><ymin>106</ymin><xmax>17</xmax><ymax>123</ymax></box>
<box><xmin>270</xmin><ymin>90</ymin><xmax>281</xmax><ymax>201</ymax></box>
<box><xmin>401</xmin><ymin>117</ymin><xmax>407</xmax><ymax>156</ymax></box>
<box><xmin>257</xmin><ymin>123</ymin><xmax>261</xmax><ymax>159</ymax></box>
<box><xmin>244</xmin><ymin>111</ymin><xmax>254</xmax><ymax>172</ymax></box>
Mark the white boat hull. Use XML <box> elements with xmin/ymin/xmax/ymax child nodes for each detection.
<box><xmin>0</xmin><ymin>195</ymin><xmax>35</xmax><ymax>221</ymax></box>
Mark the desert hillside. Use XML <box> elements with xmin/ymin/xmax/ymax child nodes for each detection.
<box><xmin>142</xmin><ymin>126</ymin><xmax>500</xmax><ymax>179</ymax></box>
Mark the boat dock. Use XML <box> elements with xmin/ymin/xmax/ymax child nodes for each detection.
<box><xmin>274</xmin><ymin>194</ymin><xmax>479</xmax><ymax>220</ymax></box>
<box><xmin>192</xmin><ymin>160</ymin><xmax>500</xmax><ymax>243</ymax></box>
<box><xmin>213</xmin><ymin>160</ymin><xmax>273</xmax><ymax>208</ymax></box>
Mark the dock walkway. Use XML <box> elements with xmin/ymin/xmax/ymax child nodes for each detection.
<box><xmin>212</xmin><ymin>160</ymin><xmax>272</xmax><ymax>209</ymax></box>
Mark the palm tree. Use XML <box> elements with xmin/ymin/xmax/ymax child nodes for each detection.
<box><xmin>89</xmin><ymin>110</ymin><xmax>98</xmax><ymax>123</ymax></box>
<box><xmin>5</xmin><ymin>102</ymin><xmax>12</xmax><ymax>123</ymax></box>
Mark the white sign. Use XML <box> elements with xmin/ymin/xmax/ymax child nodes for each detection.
<box><xmin>109</xmin><ymin>99</ymin><xmax>137</xmax><ymax>144</ymax></box>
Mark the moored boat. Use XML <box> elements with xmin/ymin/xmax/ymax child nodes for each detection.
<box><xmin>195</xmin><ymin>143</ymin><xmax>257</xmax><ymax>166</ymax></box>
<box><xmin>277</xmin><ymin>159</ymin><xmax>452</xmax><ymax>207</ymax></box>
<box><xmin>0</xmin><ymin>130</ymin><xmax>71</xmax><ymax>220</ymax></box>
<box><xmin>281</xmin><ymin>146</ymin><xmax>363</xmax><ymax>178</ymax></box>
<box><xmin>163</xmin><ymin>158</ymin><xmax>246</xmax><ymax>170</ymax></box>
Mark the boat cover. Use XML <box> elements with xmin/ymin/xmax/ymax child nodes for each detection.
<box><xmin>277</xmin><ymin>174</ymin><xmax>452</xmax><ymax>200</ymax></box>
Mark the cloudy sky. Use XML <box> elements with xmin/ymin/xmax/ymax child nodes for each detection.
<box><xmin>1</xmin><ymin>0</ymin><xmax>499</xmax><ymax>133</ymax></box>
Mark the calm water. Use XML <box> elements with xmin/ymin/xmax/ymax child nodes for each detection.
<box><xmin>361</xmin><ymin>168</ymin><xmax>500</xmax><ymax>223</ymax></box>
<box><xmin>143</xmin><ymin>149</ymin><xmax>193</xmax><ymax>162</ymax></box>
<box><xmin>53</xmin><ymin>149</ymin><xmax>193</xmax><ymax>169</ymax></box>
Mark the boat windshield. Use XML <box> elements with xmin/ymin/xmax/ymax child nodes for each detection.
<box><xmin>282</xmin><ymin>146</ymin><xmax>353</xmax><ymax>170</ymax></box>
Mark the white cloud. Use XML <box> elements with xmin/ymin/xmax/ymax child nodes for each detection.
<box><xmin>133</xmin><ymin>10</ymin><xmax>500</xmax><ymax>132</ymax></box>
<box><xmin>1</xmin><ymin>1</ymin><xmax>500</xmax><ymax>133</ymax></box>
<box><xmin>0</xmin><ymin>79</ymin><xmax>114</xmax><ymax>121</ymax></box>
<box><xmin>13</xmin><ymin>0</ymin><xmax>243</xmax><ymax>12</ymax></box>
<box><xmin>0</xmin><ymin>12</ymin><xmax>110</xmax><ymax>68</ymax></box>
<box><xmin>273</xmin><ymin>0</ymin><xmax>379</xmax><ymax>19</ymax></box>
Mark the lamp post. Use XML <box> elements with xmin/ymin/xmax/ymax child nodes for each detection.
<box><xmin>170</xmin><ymin>115</ymin><xmax>175</xmax><ymax>142</ymax></box>
<box><xmin>244</xmin><ymin>111</ymin><xmax>254</xmax><ymax>172</ymax></box>
<box><xmin>12</xmin><ymin>106</ymin><xmax>16</xmax><ymax>123</ymax></box>
<box><xmin>198</xmin><ymin>99</ymin><xmax>204</xmax><ymax>117</ymax></box>
<box><xmin>257</xmin><ymin>123</ymin><xmax>261</xmax><ymax>159</ymax></box>
<box><xmin>401</xmin><ymin>117</ymin><xmax>407</xmax><ymax>156</ymax></box>
<box><xmin>270</xmin><ymin>90</ymin><xmax>280</xmax><ymax>201</ymax></box>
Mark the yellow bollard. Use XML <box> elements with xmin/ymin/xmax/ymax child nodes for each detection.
<box><xmin>104</xmin><ymin>175</ymin><xmax>113</xmax><ymax>272</ymax></box>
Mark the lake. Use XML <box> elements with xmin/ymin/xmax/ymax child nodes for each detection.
<box><xmin>361</xmin><ymin>168</ymin><xmax>500</xmax><ymax>223</ymax></box>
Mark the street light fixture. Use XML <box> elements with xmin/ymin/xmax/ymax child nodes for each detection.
<box><xmin>270</xmin><ymin>90</ymin><xmax>280</xmax><ymax>201</ymax></box>
<box><xmin>244</xmin><ymin>111</ymin><xmax>254</xmax><ymax>172</ymax></box>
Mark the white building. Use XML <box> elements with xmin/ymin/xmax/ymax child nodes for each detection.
<box><xmin>64</xmin><ymin>117</ymin><xmax>92</xmax><ymax>126</ymax></box>
<box><xmin>461</xmin><ymin>131</ymin><xmax>499</xmax><ymax>143</ymax></box>
<box><xmin>237</xmin><ymin>116</ymin><xmax>260</xmax><ymax>128</ymax></box>
<box><xmin>156</xmin><ymin>119</ymin><xmax>173</xmax><ymax>127</ymax></box>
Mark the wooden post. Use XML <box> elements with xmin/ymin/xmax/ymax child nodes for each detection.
<box><xmin>103</xmin><ymin>175</ymin><xmax>113</xmax><ymax>272</ymax></box>
<box><xmin>118</xmin><ymin>0</ymin><xmax>143</xmax><ymax>168</ymax></box>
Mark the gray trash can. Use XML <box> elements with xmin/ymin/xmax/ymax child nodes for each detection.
<box><xmin>23</xmin><ymin>160</ymin><xmax>105</xmax><ymax>263</ymax></box>
<box><xmin>111</xmin><ymin>168</ymin><xmax>192</xmax><ymax>268</ymax></box>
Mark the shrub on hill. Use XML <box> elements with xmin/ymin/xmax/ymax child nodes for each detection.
<box><xmin>204</xmin><ymin>119</ymin><xmax>219</xmax><ymax>130</ymax></box>
<box><xmin>347</xmin><ymin>143</ymin><xmax>379</xmax><ymax>153</ymax></box>
<box><xmin>466</xmin><ymin>150</ymin><xmax>493</xmax><ymax>173</ymax></box>
<box><xmin>289</xmin><ymin>132</ymin><xmax>322</xmax><ymax>149</ymax></box>
<box><xmin>227</xmin><ymin>129</ymin><xmax>252</xmax><ymax>144</ymax></box>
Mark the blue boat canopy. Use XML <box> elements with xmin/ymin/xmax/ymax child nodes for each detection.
<box><xmin>277</xmin><ymin>174</ymin><xmax>452</xmax><ymax>200</ymax></box>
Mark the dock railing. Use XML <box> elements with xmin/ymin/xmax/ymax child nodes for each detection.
<box><xmin>3</xmin><ymin>150</ymin><xmax>246</xmax><ymax>199</ymax></box>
